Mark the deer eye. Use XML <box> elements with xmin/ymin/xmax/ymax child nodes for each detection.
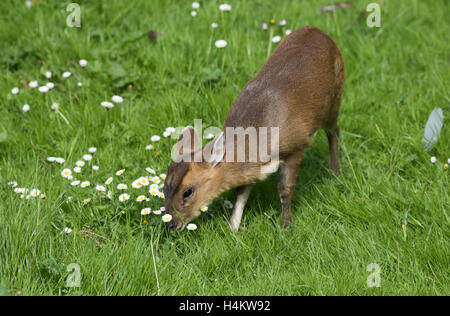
<box><xmin>183</xmin><ymin>188</ymin><xmax>194</xmax><ymax>201</ymax></box>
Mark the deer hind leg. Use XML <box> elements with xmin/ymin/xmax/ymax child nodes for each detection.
<box><xmin>325</xmin><ymin>124</ymin><xmax>340</xmax><ymax>176</ymax></box>
<box><xmin>278</xmin><ymin>151</ymin><xmax>304</xmax><ymax>229</ymax></box>
<box><xmin>229</xmin><ymin>184</ymin><xmax>252</xmax><ymax>232</ymax></box>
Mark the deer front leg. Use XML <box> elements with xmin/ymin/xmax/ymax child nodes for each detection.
<box><xmin>229</xmin><ymin>185</ymin><xmax>253</xmax><ymax>232</ymax></box>
<box><xmin>278</xmin><ymin>151</ymin><xmax>304</xmax><ymax>229</ymax></box>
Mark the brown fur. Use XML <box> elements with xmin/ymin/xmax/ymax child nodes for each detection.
<box><xmin>164</xmin><ymin>26</ymin><xmax>345</xmax><ymax>230</ymax></box>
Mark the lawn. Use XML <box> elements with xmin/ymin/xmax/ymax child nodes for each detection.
<box><xmin>0</xmin><ymin>0</ymin><xmax>448</xmax><ymax>296</ymax></box>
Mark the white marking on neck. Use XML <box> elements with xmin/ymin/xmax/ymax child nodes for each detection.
<box><xmin>260</xmin><ymin>159</ymin><xmax>280</xmax><ymax>176</ymax></box>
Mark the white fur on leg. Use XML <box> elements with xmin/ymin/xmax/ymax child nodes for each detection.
<box><xmin>229</xmin><ymin>186</ymin><xmax>252</xmax><ymax>231</ymax></box>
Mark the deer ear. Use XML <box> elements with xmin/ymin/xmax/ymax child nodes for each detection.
<box><xmin>176</xmin><ymin>126</ymin><xmax>200</xmax><ymax>160</ymax></box>
<box><xmin>210</xmin><ymin>132</ymin><xmax>225</xmax><ymax>168</ymax></box>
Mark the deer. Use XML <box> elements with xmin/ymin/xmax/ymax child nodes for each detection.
<box><xmin>163</xmin><ymin>26</ymin><xmax>345</xmax><ymax>231</ymax></box>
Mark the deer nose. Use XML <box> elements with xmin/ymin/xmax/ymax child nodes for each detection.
<box><xmin>169</xmin><ymin>220</ymin><xmax>177</xmax><ymax>230</ymax></box>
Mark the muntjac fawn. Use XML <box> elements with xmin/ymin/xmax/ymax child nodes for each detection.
<box><xmin>163</xmin><ymin>26</ymin><xmax>345</xmax><ymax>231</ymax></box>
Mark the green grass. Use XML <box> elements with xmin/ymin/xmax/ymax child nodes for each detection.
<box><xmin>0</xmin><ymin>0</ymin><xmax>449</xmax><ymax>296</ymax></box>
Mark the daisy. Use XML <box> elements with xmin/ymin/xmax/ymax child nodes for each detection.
<box><xmin>116</xmin><ymin>169</ymin><xmax>126</xmax><ymax>176</ymax></box>
<box><xmin>211</xmin><ymin>22</ymin><xmax>218</xmax><ymax>28</ymax></box>
<box><xmin>75</xmin><ymin>160</ymin><xmax>85</xmax><ymax>167</ymax></box>
<box><xmin>132</xmin><ymin>179</ymin><xmax>143</xmax><ymax>189</ymax></box>
<box><xmin>119</xmin><ymin>193</ymin><xmax>130</xmax><ymax>202</ymax></box>
<box><xmin>83</xmin><ymin>154</ymin><xmax>92</xmax><ymax>161</ymax></box>
<box><xmin>224</xmin><ymin>200</ymin><xmax>233</xmax><ymax>209</ymax></box>
<box><xmin>146</xmin><ymin>167</ymin><xmax>155</xmax><ymax>174</ymax></box>
<box><xmin>46</xmin><ymin>82</ymin><xmax>54</xmax><ymax>89</ymax></box>
<box><xmin>61</xmin><ymin>168</ymin><xmax>72</xmax><ymax>178</ymax></box>
<box><xmin>29</xmin><ymin>81</ymin><xmax>38</xmax><ymax>88</ymax></box>
<box><xmin>55</xmin><ymin>157</ymin><xmax>65</xmax><ymax>164</ymax></box>
<box><xmin>153</xmin><ymin>210</ymin><xmax>162</xmax><ymax>215</ymax></box>
<box><xmin>151</xmin><ymin>135</ymin><xmax>160</xmax><ymax>142</ymax></box>
<box><xmin>38</xmin><ymin>86</ymin><xmax>49</xmax><ymax>93</ymax></box>
<box><xmin>163</xmin><ymin>131</ymin><xmax>171</xmax><ymax>137</ymax></box>
<box><xmin>22</xmin><ymin>104</ymin><xmax>30</xmax><ymax>112</ymax></box>
<box><xmin>71</xmin><ymin>180</ymin><xmax>80</xmax><ymax>186</ymax></box>
<box><xmin>107</xmin><ymin>191</ymin><xmax>113</xmax><ymax>199</ymax></box>
<box><xmin>279</xmin><ymin>19</ymin><xmax>287</xmax><ymax>26</ymax></box>
<box><xmin>14</xmin><ymin>188</ymin><xmax>24</xmax><ymax>194</ymax></box>
<box><xmin>64</xmin><ymin>227</ymin><xmax>72</xmax><ymax>234</ymax></box>
<box><xmin>160</xmin><ymin>174</ymin><xmax>167</xmax><ymax>180</ymax></box>
<box><xmin>145</xmin><ymin>144</ymin><xmax>155</xmax><ymax>150</ymax></box>
<box><xmin>62</xmin><ymin>72</ymin><xmax>71</xmax><ymax>78</ymax></box>
<box><xmin>92</xmin><ymin>165</ymin><xmax>99</xmax><ymax>171</ymax></box>
<box><xmin>140</xmin><ymin>177</ymin><xmax>149</xmax><ymax>186</ymax></box>
<box><xmin>45</xmin><ymin>71</ymin><xmax>52</xmax><ymax>78</ymax></box>
<box><xmin>219</xmin><ymin>4</ymin><xmax>232</xmax><ymax>11</ymax></box>
<box><xmin>187</xmin><ymin>223</ymin><xmax>197</xmax><ymax>231</ymax></box>
<box><xmin>136</xmin><ymin>195</ymin><xmax>147</xmax><ymax>202</ymax></box>
<box><xmin>96</xmin><ymin>185</ymin><xmax>106</xmax><ymax>192</ymax></box>
<box><xmin>149</xmin><ymin>188</ymin><xmax>159</xmax><ymax>196</ymax></box>
<box><xmin>262</xmin><ymin>23</ymin><xmax>268</xmax><ymax>30</ymax></box>
<box><xmin>73</xmin><ymin>166</ymin><xmax>82</xmax><ymax>173</ymax></box>
<box><xmin>11</xmin><ymin>87</ymin><xmax>19</xmax><ymax>95</ymax></box>
<box><xmin>80</xmin><ymin>181</ymin><xmax>90</xmax><ymax>188</ymax></box>
<box><xmin>117</xmin><ymin>183</ymin><xmax>128</xmax><ymax>190</ymax></box>
<box><xmin>285</xmin><ymin>29</ymin><xmax>292</xmax><ymax>35</ymax></box>
<box><xmin>160</xmin><ymin>206</ymin><xmax>165</xmax><ymax>212</ymax></box>
<box><xmin>152</xmin><ymin>176</ymin><xmax>161</xmax><ymax>184</ymax></box>
<box><xmin>158</xmin><ymin>192</ymin><xmax>165</xmax><ymax>199</ymax></box>
<box><xmin>190</xmin><ymin>11</ymin><xmax>197</xmax><ymax>17</ymax></box>
<box><xmin>8</xmin><ymin>181</ymin><xmax>18</xmax><ymax>188</ymax></box>
<box><xmin>79</xmin><ymin>59</ymin><xmax>88</xmax><ymax>67</ymax></box>
<box><xmin>30</xmin><ymin>189</ymin><xmax>40</xmax><ymax>197</ymax></box>
<box><xmin>162</xmin><ymin>214</ymin><xmax>172</xmax><ymax>223</ymax></box>
<box><xmin>83</xmin><ymin>198</ymin><xmax>91</xmax><ymax>205</ymax></box>
<box><xmin>112</xmin><ymin>95</ymin><xmax>123</xmax><ymax>103</ymax></box>
<box><xmin>272</xmin><ymin>36</ymin><xmax>281</xmax><ymax>43</ymax></box>
<box><xmin>200</xmin><ymin>205</ymin><xmax>208</xmax><ymax>212</ymax></box>
<box><xmin>105</xmin><ymin>177</ymin><xmax>113</xmax><ymax>185</ymax></box>
<box><xmin>67</xmin><ymin>175</ymin><xmax>73</xmax><ymax>180</ymax></box>
<box><xmin>141</xmin><ymin>208</ymin><xmax>151</xmax><ymax>215</ymax></box>
<box><xmin>47</xmin><ymin>157</ymin><xmax>57</xmax><ymax>162</ymax></box>
<box><xmin>192</xmin><ymin>2</ymin><xmax>200</xmax><ymax>9</ymax></box>
<box><xmin>166</xmin><ymin>127</ymin><xmax>176</xmax><ymax>133</ymax></box>
<box><xmin>51</xmin><ymin>103</ymin><xmax>59</xmax><ymax>111</ymax></box>
<box><xmin>101</xmin><ymin>101</ymin><xmax>114</xmax><ymax>109</ymax></box>
<box><xmin>77</xmin><ymin>82</ymin><xmax>82</xmax><ymax>87</ymax></box>
<box><xmin>88</xmin><ymin>147</ymin><xmax>97</xmax><ymax>153</ymax></box>
<box><xmin>25</xmin><ymin>1</ymin><xmax>32</xmax><ymax>8</ymax></box>
<box><xmin>150</xmin><ymin>184</ymin><xmax>159</xmax><ymax>191</ymax></box>
<box><xmin>430</xmin><ymin>156</ymin><xmax>437</xmax><ymax>163</ymax></box>
<box><xmin>215</xmin><ymin>40</ymin><xmax>227</xmax><ymax>48</ymax></box>
<box><xmin>40</xmin><ymin>193</ymin><xmax>46</xmax><ymax>199</ymax></box>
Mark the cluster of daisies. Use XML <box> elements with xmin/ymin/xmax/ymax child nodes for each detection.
<box><xmin>101</xmin><ymin>95</ymin><xmax>124</xmax><ymax>109</ymax></box>
<box><xmin>188</xmin><ymin>3</ymin><xmax>232</xmax><ymax>49</ymax></box>
<box><xmin>10</xmin><ymin>57</ymin><xmax>126</xmax><ymax>113</ymax></box>
<box><xmin>188</xmin><ymin>3</ymin><xmax>291</xmax><ymax>49</ymax></box>
<box><xmin>262</xmin><ymin>19</ymin><xmax>291</xmax><ymax>43</ymax></box>
<box><xmin>430</xmin><ymin>156</ymin><xmax>450</xmax><ymax>169</ymax></box>
<box><xmin>10</xmin><ymin>59</ymin><xmax>88</xmax><ymax>113</ymax></box>
<box><xmin>145</xmin><ymin>127</ymin><xmax>175</xmax><ymax>151</ymax></box>
<box><xmin>9</xmin><ymin>181</ymin><xmax>46</xmax><ymax>200</ymax></box>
